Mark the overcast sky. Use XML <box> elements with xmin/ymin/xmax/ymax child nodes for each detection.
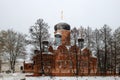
<box><xmin>0</xmin><ymin>0</ymin><xmax>120</xmax><ymax>37</ymax></box>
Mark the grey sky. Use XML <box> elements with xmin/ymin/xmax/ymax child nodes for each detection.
<box><xmin>0</xmin><ymin>0</ymin><xmax>120</xmax><ymax>37</ymax></box>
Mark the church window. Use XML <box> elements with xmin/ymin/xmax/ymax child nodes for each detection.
<box><xmin>55</xmin><ymin>34</ymin><xmax>61</xmax><ymax>46</ymax></box>
<box><xmin>42</xmin><ymin>41</ymin><xmax>49</xmax><ymax>52</ymax></box>
<box><xmin>43</xmin><ymin>45</ymin><xmax>48</xmax><ymax>52</ymax></box>
<box><xmin>55</xmin><ymin>37</ymin><xmax>61</xmax><ymax>46</ymax></box>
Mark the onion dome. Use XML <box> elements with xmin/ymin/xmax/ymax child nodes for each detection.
<box><xmin>54</xmin><ymin>22</ymin><xmax>70</xmax><ymax>31</ymax></box>
<box><xmin>42</xmin><ymin>40</ymin><xmax>49</xmax><ymax>45</ymax></box>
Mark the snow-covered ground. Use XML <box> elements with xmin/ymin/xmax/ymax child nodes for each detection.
<box><xmin>0</xmin><ymin>73</ymin><xmax>25</xmax><ymax>80</ymax></box>
<box><xmin>0</xmin><ymin>73</ymin><xmax>119</xmax><ymax>80</ymax></box>
<box><xmin>26</xmin><ymin>76</ymin><xmax>120</xmax><ymax>80</ymax></box>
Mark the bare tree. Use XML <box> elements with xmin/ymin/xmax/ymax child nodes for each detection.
<box><xmin>84</xmin><ymin>26</ymin><xmax>94</xmax><ymax>49</ymax></box>
<box><xmin>84</xmin><ymin>26</ymin><xmax>94</xmax><ymax>75</ymax></box>
<box><xmin>100</xmin><ymin>24</ymin><xmax>112</xmax><ymax>75</ymax></box>
<box><xmin>0</xmin><ymin>29</ymin><xmax>27</xmax><ymax>73</ymax></box>
<box><xmin>113</xmin><ymin>27</ymin><xmax>120</xmax><ymax>75</ymax></box>
<box><xmin>71</xmin><ymin>27</ymin><xmax>79</xmax><ymax>45</ymax></box>
<box><xmin>78</xmin><ymin>26</ymin><xmax>86</xmax><ymax>38</ymax></box>
<box><xmin>29</xmin><ymin>18</ymin><xmax>50</xmax><ymax>74</ymax></box>
<box><xmin>93</xmin><ymin>29</ymin><xmax>102</xmax><ymax>74</ymax></box>
<box><xmin>29</xmin><ymin>18</ymin><xmax>50</xmax><ymax>50</ymax></box>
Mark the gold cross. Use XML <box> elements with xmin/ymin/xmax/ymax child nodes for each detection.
<box><xmin>61</xmin><ymin>10</ymin><xmax>63</xmax><ymax>20</ymax></box>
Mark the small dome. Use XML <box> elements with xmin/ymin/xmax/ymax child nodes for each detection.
<box><xmin>54</xmin><ymin>22</ymin><xmax>70</xmax><ymax>31</ymax></box>
<box><xmin>42</xmin><ymin>40</ymin><xmax>49</xmax><ymax>45</ymax></box>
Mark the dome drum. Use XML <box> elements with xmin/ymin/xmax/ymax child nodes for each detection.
<box><xmin>55</xmin><ymin>35</ymin><xmax>61</xmax><ymax>38</ymax></box>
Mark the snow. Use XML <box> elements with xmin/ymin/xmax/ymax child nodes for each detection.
<box><xmin>55</xmin><ymin>32</ymin><xmax>62</xmax><ymax>35</ymax></box>
<box><xmin>43</xmin><ymin>52</ymin><xmax>53</xmax><ymax>55</ymax></box>
<box><xmin>53</xmin><ymin>45</ymin><xmax>59</xmax><ymax>50</ymax></box>
<box><xmin>0</xmin><ymin>73</ymin><xmax>25</xmax><ymax>80</ymax></box>
<box><xmin>26</xmin><ymin>76</ymin><xmax>120</xmax><ymax>80</ymax></box>
<box><xmin>0</xmin><ymin>73</ymin><xmax>119</xmax><ymax>80</ymax></box>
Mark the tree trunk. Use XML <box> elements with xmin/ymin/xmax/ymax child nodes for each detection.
<box><xmin>104</xmin><ymin>28</ymin><xmax>107</xmax><ymax>75</ymax></box>
<box><xmin>10</xmin><ymin>59</ymin><xmax>16</xmax><ymax>73</ymax></box>
<box><xmin>97</xmin><ymin>49</ymin><xmax>100</xmax><ymax>74</ymax></box>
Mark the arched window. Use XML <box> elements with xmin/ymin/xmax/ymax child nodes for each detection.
<box><xmin>42</xmin><ymin>41</ymin><xmax>49</xmax><ymax>52</ymax></box>
<box><xmin>55</xmin><ymin>34</ymin><xmax>61</xmax><ymax>46</ymax></box>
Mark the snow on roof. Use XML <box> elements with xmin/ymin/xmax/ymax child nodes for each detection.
<box><xmin>42</xmin><ymin>52</ymin><xmax>53</xmax><ymax>55</ymax></box>
<box><xmin>52</xmin><ymin>45</ymin><xmax>59</xmax><ymax>50</ymax></box>
<box><xmin>24</xmin><ymin>60</ymin><xmax>33</xmax><ymax>63</ymax></box>
<box><xmin>91</xmin><ymin>50</ymin><xmax>97</xmax><ymax>58</ymax></box>
<box><xmin>55</xmin><ymin>32</ymin><xmax>61</xmax><ymax>35</ymax></box>
<box><xmin>81</xmin><ymin>47</ymin><xmax>87</xmax><ymax>51</ymax></box>
<box><xmin>66</xmin><ymin>45</ymin><xmax>71</xmax><ymax>50</ymax></box>
<box><xmin>16</xmin><ymin>59</ymin><xmax>24</xmax><ymax>62</ymax></box>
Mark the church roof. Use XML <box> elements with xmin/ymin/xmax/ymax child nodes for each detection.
<box><xmin>54</xmin><ymin>22</ymin><xmax>70</xmax><ymax>31</ymax></box>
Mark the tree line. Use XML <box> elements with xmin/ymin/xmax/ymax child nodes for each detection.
<box><xmin>0</xmin><ymin>18</ymin><xmax>120</xmax><ymax>75</ymax></box>
<box><xmin>71</xmin><ymin>25</ymin><xmax>120</xmax><ymax>75</ymax></box>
